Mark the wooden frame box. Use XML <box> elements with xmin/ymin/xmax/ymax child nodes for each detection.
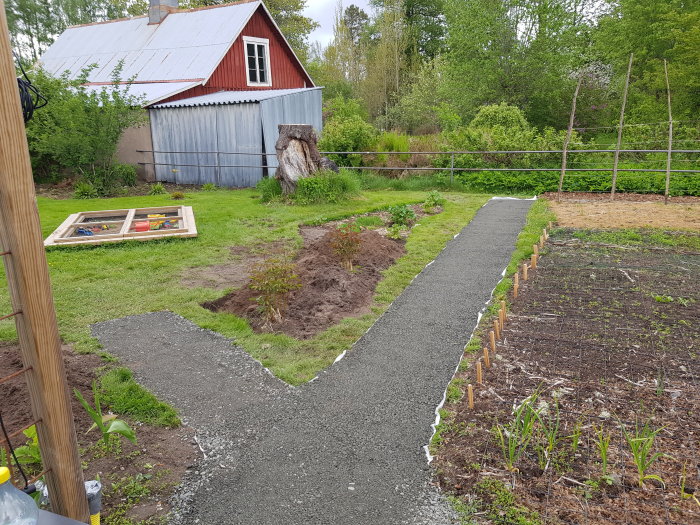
<box><xmin>44</xmin><ymin>205</ymin><xmax>197</xmax><ymax>247</ymax></box>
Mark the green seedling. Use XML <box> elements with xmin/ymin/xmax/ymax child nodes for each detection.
<box><xmin>621</xmin><ymin>418</ymin><xmax>665</xmax><ymax>488</ymax></box>
<box><xmin>74</xmin><ymin>381</ymin><xmax>137</xmax><ymax>445</ymax></box>
<box><xmin>569</xmin><ymin>419</ymin><xmax>583</xmax><ymax>456</ymax></box>
<box><xmin>496</xmin><ymin>392</ymin><xmax>540</xmax><ymax>472</ymax></box>
<box><xmin>594</xmin><ymin>425</ymin><xmax>612</xmax><ymax>478</ymax></box>
<box><xmin>535</xmin><ymin>402</ymin><xmax>560</xmax><ymax>472</ymax></box>
<box><xmin>680</xmin><ymin>462</ymin><xmax>700</xmax><ymax>507</ymax></box>
<box><xmin>13</xmin><ymin>425</ymin><xmax>41</xmax><ymax>466</ymax></box>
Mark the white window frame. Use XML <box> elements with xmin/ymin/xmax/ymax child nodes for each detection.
<box><xmin>243</xmin><ymin>36</ymin><xmax>272</xmax><ymax>87</ymax></box>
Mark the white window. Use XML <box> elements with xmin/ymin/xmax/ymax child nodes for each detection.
<box><xmin>243</xmin><ymin>36</ymin><xmax>272</xmax><ymax>87</ymax></box>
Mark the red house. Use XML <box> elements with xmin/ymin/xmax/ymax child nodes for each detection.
<box><xmin>39</xmin><ymin>0</ymin><xmax>322</xmax><ymax>187</ymax></box>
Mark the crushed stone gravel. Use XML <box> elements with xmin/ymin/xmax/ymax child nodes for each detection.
<box><xmin>92</xmin><ymin>197</ymin><xmax>533</xmax><ymax>524</ymax></box>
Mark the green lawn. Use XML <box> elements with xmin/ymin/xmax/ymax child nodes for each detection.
<box><xmin>0</xmin><ymin>188</ymin><xmax>490</xmax><ymax>385</ymax></box>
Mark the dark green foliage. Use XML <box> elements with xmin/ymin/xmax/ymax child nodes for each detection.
<box><xmin>257</xmin><ymin>177</ymin><xmax>283</xmax><ymax>202</ymax></box>
<box><xmin>388</xmin><ymin>204</ymin><xmax>417</xmax><ymax>226</ymax></box>
<box><xmin>318</xmin><ymin>111</ymin><xmax>378</xmax><ymax>167</ymax></box>
<box><xmin>292</xmin><ymin>170</ymin><xmax>360</xmax><ymax>204</ymax></box>
<box><xmin>170</xmin><ymin>191</ymin><xmax>186</xmax><ymax>200</ymax></box>
<box><xmin>148</xmin><ymin>182</ymin><xmax>167</xmax><ymax>196</ymax></box>
<box><xmin>111</xmin><ymin>163</ymin><xmax>138</xmax><ymax>186</ymax></box>
<box><xmin>423</xmin><ymin>190</ymin><xmax>446</xmax><ymax>209</ymax></box>
<box><xmin>73</xmin><ymin>180</ymin><xmax>99</xmax><ymax>199</ymax></box>
<box><xmin>474</xmin><ymin>479</ymin><xmax>541</xmax><ymax>525</ymax></box>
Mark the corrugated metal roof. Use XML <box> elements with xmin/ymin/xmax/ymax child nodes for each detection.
<box><xmin>39</xmin><ymin>1</ymin><xmax>260</xmax><ymax>86</ymax></box>
<box><xmin>82</xmin><ymin>81</ymin><xmax>199</xmax><ymax>105</ymax></box>
<box><xmin>151</xmin><ymin>87</ymin><xmax>323</xmax><ymax>108</ymax></box>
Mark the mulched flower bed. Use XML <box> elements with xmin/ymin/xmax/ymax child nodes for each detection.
<box><xmin>434</xmin><ymin>231</ymin><xmax>700</xmax><ymax>524</ymax></box>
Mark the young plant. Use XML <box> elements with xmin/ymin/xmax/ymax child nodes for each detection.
<box><xmin>201</xmin><ymin>183</ymin><xmax>217</xmax><ymax>191</ymax></box>
<box><xmin>148</xmin><ymin>182</ymin><xmax>166</xmax><ymax>195</ymax></box>
<box><xmin>170</xmin><ymin>191</ymin><xmax>185</xmax><ymax>200</ymax></box>
<box><xmin>74</xmin><ymin>381</ymin><xmax>137</xmax><ymax>446</ymax></box>
<box><xmin>330</xmin><ymin>222</ymin><xmax>362</xmax><ymax>271</ymax></box>
<box><xmin>249</xmin><ymin>257</ymin><xmax>302</xmax><ymax>328</ymax></box>
<box><xmin>387</xmin><ymin>204</ymin><xmax>416</xmax><ymax>227</ymax></box>
<box><xmin>621</xmin><ymin>418</ymin><xmax>666</xmax><ymax>488</ymax></box>
<box><xmin>680</xmin><ymin>462</ymin><xmax>700</xmax><ymax>507</ymax></box>
<box><xmin>594</xmin><ymin>425</ymin><xmax>612</xmax><ymax>478</ymax></box>
<box><xmin>386</xmin><ymin>224</ymin><xmax>403</xmax><ymax>240</ymax></box>
<box><xmin>13</xmin><ymin>425</ymin><xmax>42</xmax><ymax>467</ymax></box>
<box><xmin>422</xmin><ymin>190</ymin><xmax>446</xmax><ymax>212</ymax></box>
<box><xmin>495</xmin><ymin>392</ymin><xmax>540</xmax><ymax>472</ymax></box>
<box><xmin>569</xmin><ymin>419</ymin><xmax>583</xmax><ymax>456</ymax></box>
<box><xmin>535</xmin><ymin>402</ymin><xmax>560</xmax><ymax>472</ymax></box>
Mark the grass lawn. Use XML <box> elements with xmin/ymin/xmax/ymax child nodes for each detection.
<box><xmin>0</xmin><ymin>188</ymin><xmax>490</xmax><ymax>385</ymax></box>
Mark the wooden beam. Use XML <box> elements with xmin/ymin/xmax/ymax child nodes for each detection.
<box><xmin>558</xmin><ymin>76</ymin><xmax>582</xmax><ymax>197</ymax></box>
<box><xmin>0</xmin><ymin>2</ymin><xmax>89</xmax><ymax>520</ymax></box>
<box><xmin>611</xmin><ymin>54</ymin><xmax>634</xmax><ymax>199</ymax></box>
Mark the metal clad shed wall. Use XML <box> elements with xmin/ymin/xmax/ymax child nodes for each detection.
<box><xmin>216</xmin><ymin>104</ymin><xmax>263</xmax><ymax>187</ymax></box>
<box><xmin>260</xmin><ymin>89</ymin><xmax>323</xmax><ymax>175</ymax></box>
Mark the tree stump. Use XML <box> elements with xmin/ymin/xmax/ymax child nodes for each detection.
<box><xmin>275</xmin><ymin>124</ymin><xmax>323</xmax><ymax>194</ymax></box>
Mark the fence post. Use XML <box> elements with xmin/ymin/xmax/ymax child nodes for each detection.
<box><xmin>611</xmin><ymin>53</ymin><xmax>633</xmax><ymax>200</ymax></box>
<box><xmin>450</xmin><ymin>152</ymin><xmax>455</xmax><ymax>184</ymax></box>
<box><xmin>558</xmin><ymin>76</ymin><xmax>582</xmax><ymax>197</ymax></box>
<box><xmin>0</xmin><ymin>3</ymin><xmax>89</xmax><ymax>520</ymax></box>
<box><xmin>664</xmin><ymin>59</ymin><xmax>673</xmax><ymax>205</ymax></box>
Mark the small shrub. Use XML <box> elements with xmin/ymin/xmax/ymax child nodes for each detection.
<box><xmin>111</xmin><ymin>163</ymin><xmax>137</xmax><ymax>186</ymax></box>
<box><xmin>201</xmin><ymin>183</ymin><xmax>217</xmax><ymax>191</ymax></box>
<box><xmin>387</xmin><ymin>224</ymin><xmax>403</xmax><ymax>240</ymax></box>
<box><xmin>388</xmin><ymin>204</ymin><xmax>417</xmax><ymax>226</ymax></box>
<box><xmin>293</xmin><ymin>170</ymin><xmax>360</xmax><ymax>204</ymax></box>
<box><xmin>318</xmin><ymin>115</ymin><xmax>378</xmax><ymax>167</ymax></box>
<box><xmin>355</xmin><ymin>215</ymin><xmax>384</xmax><ymax>228</ymax></box>
<box><xmin>73</xmin><ymin>180</ymin><xmax>98</xmax><ymax>199</ymax></box>
<box><xmin>257</xmin><ymin>177</ymin><xmax>282</xmax><ymax>202</ymax></box>
<box><xmin>148</xmin><ymin>182</ymin><xmax>166</xmax><ymax>195</ymax></box>
<box><xmin>423</xmin><ymin>190</ymin><xmax>446</xmax><ymax>212</ymax></box>
<box><xmin>330</xmin><ymin>222</ymin><xmax>362</xmax><ymax>271</ymax></box>
<box><xmin>376</xmin><ymin>131</ymin><xmax>410</xmax><ymax>164</ymax></box>
<box><xmin>249</xmin><ymin>258</ymin><xmax>302</xmax><ymax>328</ymax></box>
<box><xmin>170</xmin><ymin>191</ymin><xmax>185</xmax><ymax>200</ymax></box>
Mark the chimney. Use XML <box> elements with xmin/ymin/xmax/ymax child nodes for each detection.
<box><xmin>149</xmin><ymin>0</ymin><xmax>178</xmax><ymax>24</ymax></box>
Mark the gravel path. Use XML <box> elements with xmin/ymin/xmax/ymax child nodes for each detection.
<box><xmin>92</xmin><ymin>197</ymin><xmax>533</xmax><ymax>525</ymax></box>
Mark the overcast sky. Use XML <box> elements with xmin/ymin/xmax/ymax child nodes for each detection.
<box><xmin>304</xmin><ymin>0</ymin><xmax>372</xmax><ymax>47</ymax></box>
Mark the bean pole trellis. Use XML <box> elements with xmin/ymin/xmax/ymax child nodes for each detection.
<box><xmin>0</xmin><ymin>2</ymin><xmax>89</xmax><ymax>521</ymax></box>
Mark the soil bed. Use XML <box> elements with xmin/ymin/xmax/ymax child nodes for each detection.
<box><xmin>0</xmin><ymin>343</ymin><xmax>197</xmax><ymax>523</ymax></box>
<box><xmin>541</xmin><ymin>191</ymin><xmax>700</xmax><ymax>204</ymax></box>
<box><xmin>434</xmin><ymin>230</ymin><xmax>700</xmax><ymax>524</ymax></box>
<box><xmin>204</xmin><ymin>227</ymin><xmax>405</xmax><ymax>339</ymax></box>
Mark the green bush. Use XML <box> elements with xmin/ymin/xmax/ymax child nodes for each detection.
<box><xmin>201</xmin><ymin>183</ymin><xmax>218</xmax><ymax>191</ymax></box>
<box><xmin>292</xmin><ymin>170</ymin><xmax>360</xmax><ymax>204</ymax></box>
<box><xmin>73</xmin><ymin>180</ymin><xmax>98</xmax><ymax>199</ymax></box>
<box><xmin>318</xmin><ymin>115</ymin><xmax>378</xmax><ymax>167</ymax></box>
<box><xmin>423</xmin><ymin>190</ymin><xmax>446</xmax><ymax>210</ymax></box>
<box><xmin>148</xmin><ymin>182</ymin><xmax>166</xmax><ymax>195</ymax></box>
<box><xmin>257</xmin><ymin>177</ymin><xmax>282</xmax><ymax>202</ymax></box>
<box><xmin>376</xmin><ymin>132</ymin><xmax>410</xmax><ymax>164</ymax></box>
<box><xmin>388</xmin><ymin>204</ymin><xmax>417</xmax><ymax>226</ymax></box>
<box><xmin>171</xmin><ymin>191</ymin><xmax>185</xmax><ymax>200</ymax></box>
<box><xmin>112</xmin><ymin>163</ymin><xmax>137</xmax><ymax>186</ymax></box>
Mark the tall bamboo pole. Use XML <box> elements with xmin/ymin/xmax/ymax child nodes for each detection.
<box><xmin>664</xmin><ymin>59</ymin><xmax>673</xmax><ymax>205</ymax></box>
<box><xmin>0</xmin><ymin>2</ymin><xmax>89</xmax><ymax>521</ymax></box>
<box><xmin>611</xmin><ymin>54</ymin><xmax>634</xmax><ymax>199</ymax></box>
<box><xmin>558</xmin><ymin>76</ymin><xmax>582</xmax><ymax>197</ymax></box>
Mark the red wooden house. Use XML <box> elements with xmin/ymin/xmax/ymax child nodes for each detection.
<box><xmin>39</xmin><ymin>0</ymin><xmax>322</xmax><ymax>187</ymax></box>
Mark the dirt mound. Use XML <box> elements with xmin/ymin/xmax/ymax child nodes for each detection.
<box><xmin>204</xmin><ymin>228</ymin><xmax>405</xmax><ymax>339</ymax></box>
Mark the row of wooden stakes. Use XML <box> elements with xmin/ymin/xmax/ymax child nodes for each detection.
<box><xmin>466</xmin><ymin>222</ymin><xmax>553</xmax><ymax>409</ymax></box>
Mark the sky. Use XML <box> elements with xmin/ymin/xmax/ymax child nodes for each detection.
<box><xmin>303</xmin><ymin>0</ymin><xmax>372</xmax><ymax>47</ymax></box>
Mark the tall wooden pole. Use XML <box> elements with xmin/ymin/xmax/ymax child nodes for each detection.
<box><xmin>663</xmin><ymin>59</ymin><xmax>673</xmax><ymax>205</ymax></box>
<box><xmin>611</xmin><ymin>54</ymin><xmax>633</xmax><ymax>199</ymax></box>
<box><xmin>558</xmin><ymin>76</ymin><xmax>582</xmax><ymax>197</ymax></box>
<box><xmin>0</xmin><ymin>2</ymin><xmax>89</xmax><ymax>521</ymax></box>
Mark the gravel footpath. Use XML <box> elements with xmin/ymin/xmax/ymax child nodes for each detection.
<box><xmin>92</xmin><ymin>197</ymin><xmax>533</xmax><ymax>525</ymax></box>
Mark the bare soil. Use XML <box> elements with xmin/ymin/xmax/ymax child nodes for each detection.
<box><xmin>547</xmin><ymin>200</ymin><xmax>700</xmax><ymax>231</ymax></box>
<box><xmin>203</xmin><ymin>228</ymin><xmax>405</xmax><ymax>339</ymax></box>
<box><xmin>541</xmin><ymin>191</ymin><xmax>700</xmax><ymax>204</ymax></box>
<box><xmin>0</xmin><ymin>343</ymin><xmax>197</xmax><ymax>522</ymax></box>
<box><xmin>434</xmin><ymin>232</ymin><xmax>700</xmax><ymax>524</ymax></box>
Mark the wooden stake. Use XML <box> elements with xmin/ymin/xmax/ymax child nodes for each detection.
<box><xmin>514</xmin><ymin>272</ymin><xmax>519</xmax><ymax>288</ymax></box>
<box><xmin>531</xmin><ymin>254</ymin><xmax>537</xmax><ymax>269</ymax></box>
<box><xmin>500</xmin><ymin>300</ymin><xmax>506</xmax><ymax>321</ymax></box>
<box><xmin>663</xmin><ymin>59</ymin><xmax>673</xmax><ymax>205</ymax></box>
<box><xmin>533</xmin><ymin>243</ymin><xmax>539</xmax><ymax>256</ymax></box>
<box><xmin>489</xmin><ymin>330</ymin><xmax>496</xmax><ymax>353</ymax></box>
<box><xmin>543</xmin><ymin>228</ymin><xmax>548</xmax><ymax>240</ymax></box>
<box><xmin>476</xmin><ymin>361</ymin><xmax>483</xmax><ymax>385</ymax></box>
<box><xmin>513</xmin><ymin>283</ymin><xmax>519</xmax><ymax>298</ymax></box>
<box><xmin>539</xmin><ymin>235</ymin><xmax>545</xmax><ymax>248</ymax></box>
<box><xmin>548</xmin><ymin>221</ymin><xmax>553</xmax><ymax>230</ymax></box>
<box><xmin>0</xmin><ymin>4</ymin><xmax>89</xmax><ymax>519</ymax></box>
<box><xmin>558</xmin><ymin>76</ymin><xmax>582</xmax><ymax>197</ymax></box>
<box><xmin>499</xmin><ymin>308</ymin><xmax>505</xmax><ymax>331</ymax></box>
<box><xmin>483</xmin><ymin>347</ymin><xmax>490</xmax><ymax>368</ymax></box>
<box><xmin>522</xmin><ymin>262</ymin><xmax>528</xmax><ymax>281</ymax></box>
<box><xmin>611</xmin><ymin>53</ymin><xmax>634</xmax><ymax>199</ymax></box>
<box><xmin>467</xmin><ymin>384</ymin><xmax>474</xmax><ymax>409</ymax></box>
<box><xmin>493</xmin><ymin>319</ymin><xmax>500</xmax><ymax>340</ymax></box>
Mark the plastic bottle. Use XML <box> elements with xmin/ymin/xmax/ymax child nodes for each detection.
<box><xmin>0</xmin><ymin>467</ymin><xmax>38</xmax><ymax>525</ymax></box>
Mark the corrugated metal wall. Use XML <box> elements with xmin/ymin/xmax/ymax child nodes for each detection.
<box><xmin>149</xmin><ymin>90</ymin><xmax>322</xmax><ymax>187</ymax></box>
<box><xmin>260</xmin><ymin>89</ymin><xmax>323</xmax><ymax>175</ymax></box>
<box><xmin>150</xmin><ymin>103</ymin><xmax>263</xmax><ymax>187</ymax></box>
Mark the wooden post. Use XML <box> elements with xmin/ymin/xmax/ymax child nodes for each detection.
<box><xmin>530</xmin><ymin>254</ymin><xmax>537</xmax><ymax>269</ymax></box>
<box><xmin>499</xmin><ymin>309</ymin><xmax>505</xmax><ymax>331</ymax></box>
<box><xmin>500</xmin><ymin>300</ymin><xmax>507</xmax><ymax>321</ymax></box>
<box><xmin>513</xmin><ymin>283</ymin><xmax>519</xmax><ymax>298</ymax></box>
<box><xmin>558</xmin><ymin>76</ymin><xmax>583</xmax><ymax>197</ymax></box>
<box><xmin>476</xmin><ymin>361</ymin><xmax>483</xmax><ymax>385</ymax></box>
<box><xmin>489</xmin><ymin>330</ymin><xmax>496</xmax><ymax>353</ymax></box>
<box><xmin>513</xmin><ymin>271</ymin><xmax>519</xmax><ymax>298</ymax></box>
<box><xmin>611</xmin><ymin>53</ymin><xmax>634</xmax><ymax>199</ymax></box>
<box><xmin>522</xmin><ymin>262</ymin><xmax>528</xmax><ymax>281</ymax></box>
<box><xmin>548</xmin><ymin>221</ymin><xmax>553</xmax><ymax>229</ymax></box>
<box><xmin>543</xmin><ymin>228</ymin><xmax>548</xmax><ymax>240</ymax></box>
<box><xmin>483</xmin><ymin>347</ymin><xmax>490</xmax><ymax>368</ymax></box>
<box><xmin>493</xmin><ymin>319</ymin><xmax>500</xmax><ymax>340</ymax></box>
<box><xmin>0</xmin><ymin>3</ymin><xmax>89</xmax><ymax>520</ymax></box>
<box><xmin>533</xmin><ymin>243</ymin><xmax>539</xmax><ymax>257</ymax></box>
<box><xmin>663</xmin><ymin>59</ymin><xmax>673</xmax><ymax>205</ymax></box>
<box><xmin>539</xmin><ymin>235</ymin><xmax>545</xmax><ymax>248</ymax></box>
<box><xmin>467</xmin><ymin>384</ymin><xmax>474</xmax><ymax>409</ymax></box>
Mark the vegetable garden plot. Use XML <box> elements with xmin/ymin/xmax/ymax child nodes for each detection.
<box><xmin>44</xmin><ymin>205</ymin><xmax>197</xmax><ymax>246</ymax></box>
<box><xmin>435</xmin><ymin>233</ymin><xmax>700</xmax><ymax>525</ymax></box>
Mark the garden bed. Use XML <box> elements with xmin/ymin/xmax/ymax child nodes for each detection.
<box><xmin>434</xmin><ymin>230</ymin><xmax>700</xmax><ymax>524</ymax></box>
<box><xmin>0</xmin><ymin>343</ymin><xmax>197</xmax><ymax>523</ymax></box>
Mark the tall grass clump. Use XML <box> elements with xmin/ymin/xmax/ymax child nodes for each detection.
<box><xmin>257</xmin><ymin>177</ymin><xmax>283</xmax><ymax>202</ymax></box>
<box><xmin>292</xmin><ymin>170</ymin><xmax>360</xmax><ymax>204</ymax></box>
